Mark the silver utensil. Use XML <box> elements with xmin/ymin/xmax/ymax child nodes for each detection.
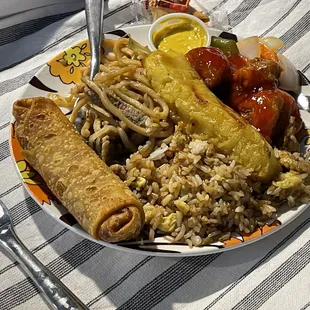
<box><xmin>85</xmin><ymin>0</ymin><xmax>104</xmax><ymax>80</ymax></box>
<box><xmin>0</xmin><ymin>199</ymin><xmax>88</xmax><ymax>310</ymax></box>
<box><xmin>73</xmin><ymin>0</ymin><xmax>104</xmax><ymax>132</ymax></box>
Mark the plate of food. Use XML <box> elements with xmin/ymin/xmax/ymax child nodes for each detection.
<box><xmin>10</xmin><ymin>14</ymin><xmax>310</xmax><ymax>256</ymax></box>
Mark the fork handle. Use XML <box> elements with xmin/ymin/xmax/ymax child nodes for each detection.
<box><xmin>0</xmin><ymin>227</ymin><xmax>88</xmax><ymax>310</ymax></box>
<box><xmin>85</xmin><ymin>0</ymin><xmax>104</xmax><ymax>80</ymax></box>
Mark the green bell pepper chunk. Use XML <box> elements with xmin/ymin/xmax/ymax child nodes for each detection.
<box><xmin>210</xmin><ymin>36</ymin><xmax>239</xmax><ymax>56</ymax></box>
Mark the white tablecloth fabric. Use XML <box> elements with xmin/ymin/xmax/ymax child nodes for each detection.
<box><xmin>0</xmin><ymin>0</ymin><xmax>309</xmax><ymax>309</ymax></box>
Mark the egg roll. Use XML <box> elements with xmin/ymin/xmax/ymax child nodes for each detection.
<box><xmin>13</xmin><ymin>97</ymin><xmax>144</xmax><ymax>242</ymax></box>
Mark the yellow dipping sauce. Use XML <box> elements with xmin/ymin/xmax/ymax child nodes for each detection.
<box><xmin>153</xmin><ymin>17</ymin><xmax>207</xmax><ymax>54</ymax></box>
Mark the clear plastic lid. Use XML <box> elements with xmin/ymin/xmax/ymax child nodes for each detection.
<box><xmin>130</xmin><ymin>0</ymin><xmax>230</xmax><ymax>31</ymax></box>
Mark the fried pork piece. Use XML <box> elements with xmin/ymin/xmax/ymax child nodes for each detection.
<box><xmin>230</xmin><ymin>58</ymin><xmax>302</xmax><ymax>143</ymax></box>
<box><xmin>232</xmin><ymin>58</ymin><xmax>281</xmax><ymax>90</ymax></box>
<box><xmin>186</xmin><ymin>47</ymin><xmax>231</xmax><ymax>89</ymax></box>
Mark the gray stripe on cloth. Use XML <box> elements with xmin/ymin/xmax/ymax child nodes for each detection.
<box><xmin>0</xmin><ymin>140</ymin><xmax>9</xmax><ymax>161</ymax></box>
<box><xmin>117</xmin><ymin>254</ymin><xmax>221</xmax><ymax>310</ymax></box>
<box><xmin>0</xmin><ymin>183</ymin><xmax>22</xmax><ymax>198</ymax></box>
<box><xmin>0</xmin><ymin>65</ymin><xmax>42</xmax><ymax>97</ymax></box>
<box><xmin>118</xmin><ymin>17</ymin><xmax>140</xmax><ymax>29</ymax></box>
<box><xmin>300</xmin><ymin>301</ymin><xmax>310</xmax><ymax>310</ymax></box>
<box><xmin>229</xmin><ymin>0</ymin><xmax>263</xmax><ymax>28</ymax></box>
<box><xmin>87</xmin><ymin>256</ymin><xmax>153</xmax><ymax>307</ymax></box>
<box><xmin>210</xmin><ymin>0</ymin><xmax>230</xmax><ymax>13</ymax></box>
<box><xmin>0</xmin><ymin>122</ymin><xmax>10</xmax><ymax>131</ymax></box>
<box><xmin>0</xmin><ymin>24</ymin><xmax>85</xmax><ymax>73</ymax></box>
<box><xmin>303</xmin><ymin>63</ymin><xmax>310</xmax><ymax>73</ymax></box>
<box><xmin>32</xmin><ymin>228</ymin><xmax>67</xmax><ymax>253</ymax></box>
<box><xmin>232</xmin><ymin>240</ymin><xmax>310</xmax><ymax>310</ymax></box>
<box><xmin>204</xmin><ymin>217</ymin><xmax>310</xmax><ymax>310</ymax></box>
<box><xmin>279</xmin><ymin>9</ymin><xmax>310</xmax><ymax>52</ymax></box>
<box><xmin>260</xmin><ymin>0</ymin><xmax>302</xmax><ymax>37</ymax></box>
<box><xmin>0</xmin><ymin>229</ymin><xmax>67</xmax><ymax>276</ymax></box>
<box><xmin>9</xmin><ymin>197</ymin><xmax>41</xmax><ymax>227</ymax></box>
<box><xmin>0</xmin><ymin>9</ymin><xmax>83</xmax><ymax>47</ymax></box>
<box><xmin>0</xmin><ymin>239</ymin><xmax>104</xmax><ymax>310</ymax></box>
<box><xmin>0</xmin><ymin>2</ymin><xmax>131</xmax><ymax>72</ymax></box>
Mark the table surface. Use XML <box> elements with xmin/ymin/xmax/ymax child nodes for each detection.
<box><xmin>0</xmin><ymin>0</ymin><xmax>309</xmax><ymax>309</ymax></box>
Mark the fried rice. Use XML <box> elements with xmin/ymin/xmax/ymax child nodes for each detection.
<box><xmin>111</xmin><ymin>123</ymin><xmax>310</xmax><ymax>247</ymax></box>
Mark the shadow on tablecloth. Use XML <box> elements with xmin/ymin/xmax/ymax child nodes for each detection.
<box><xmin>25</xmin><ymin>184</ymin><xmax>310</xmax><ymax>310</ymax></box>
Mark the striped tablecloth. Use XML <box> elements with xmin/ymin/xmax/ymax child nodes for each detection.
<box><xmin>0</xmin><ymin>1</ymin><xmax>309</xmax><ymax>309</ymax></box>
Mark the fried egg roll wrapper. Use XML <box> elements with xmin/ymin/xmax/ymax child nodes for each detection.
<box><xmin>13</xmin><ymin>97</ymin><xmax>144</xmax><ymax>242</ymax></box>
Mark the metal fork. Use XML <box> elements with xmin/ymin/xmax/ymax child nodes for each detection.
<box><xmin>73</xmin><ymin>0</ymin><xmax>104</xmax><ymax>133</ymax></box>
<box><xmin>0</xmin><ymin>199</ymin><xmax>88</xmax><ymax>310</ymax></box>
<box><xmin>85</xmin><ymin>0</ymin><xmax>104</xmax><ymax>80</ymax></box>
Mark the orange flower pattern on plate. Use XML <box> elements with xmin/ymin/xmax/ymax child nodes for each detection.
<box><xmin>223</xmin><ymin>220</ymin><xmax>281</xmax><ymax>246</ymax></box>
<box><xmin>47</xmin><ymin>40</ymin><xmax>91</xmax><ymax>84</ymax></box>
<box><xmin>11</xmin><ymin>123</ymin><xmax>53</xmax><ymax>205</ymax></box>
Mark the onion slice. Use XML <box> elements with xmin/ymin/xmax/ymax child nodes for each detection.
<box><xmin>236</xmin><ymin>36</ymin><xmax>260</xmax><ymax>59</ymax></box>
<box><xmin>278</xmin><ymin>54</ymin><xmax>300</xmax><ymax>93</ymax></box>
<box><xmin>260</xmin><ymin>36</ymin><xmax>284</xmax><ymax>51</ymax></box>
